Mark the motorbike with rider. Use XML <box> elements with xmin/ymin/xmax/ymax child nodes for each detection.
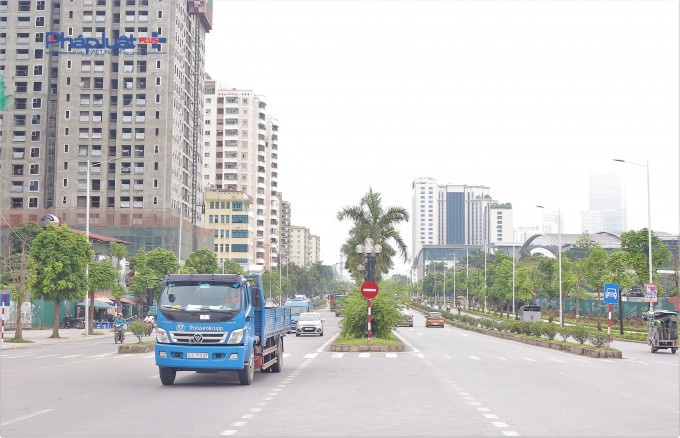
<box><xmin>113</xmin><ymin>313</ymin><xmax>128</xmax><ymax>343</ymax></box>
<box><xmin>143</xmin><ymin>312</ymin><xmax>155</xmax><ymax>336</ymax></box>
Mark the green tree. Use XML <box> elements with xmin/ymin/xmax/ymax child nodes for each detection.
<box><xmin>4</xmin><ymin>222</ymin><xmax>42</xmax><ymax>339</ymax></box>
<box><xmin>28</xmin><ymin>225</ymin><xmax>92</xmax><ymax>338</ymax></box>
<box><xmin>222</xmin><ymin>259</ymin><xmax>244</xmax><ymax>275</ymax></box>
<box><xmin>337</xmin><ymin>188</ymin><xmax>409</xmax><ymax>281</ymax></box>
<box><xmin>620</xmin><ymin>229</ymin><xmax>671</xmax><ymax>288</ymax></box>
<box><xmin>339</xmin><ymin>285</ymin><xmax>403</xmax><ymax>339</ymax></box>
<box><xmin>184</xmin><ymin>248</ymin><xmax>219</xmax><ymax>274</ymax></box>
<box><xmin>129</xmin><ymin>248</ymin><xmax>178</xmax><ymax>302</ymax></box>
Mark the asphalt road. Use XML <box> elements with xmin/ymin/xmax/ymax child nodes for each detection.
<box><xmin>1</xmin><ymin>310</ymin><xmax>678</xmax><ymax>437</ymax></box>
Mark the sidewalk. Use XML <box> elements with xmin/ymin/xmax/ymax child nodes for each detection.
<box><xmin>1</xmin><ymin>327</ymin><xmax>151</xmax><ymax>350</ymax></box>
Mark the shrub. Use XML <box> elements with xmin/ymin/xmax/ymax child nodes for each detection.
<box><xmin>129</xmin><ymin>320</ymin><xmax>148</xmax><ymax>343</ymax></box>
<box><xmin>570</xmin><ymin>324</ymin><xmax>589</xmax><ymax>344</ymax></box>
<box><xmin>557</xmin><ymin>326</ymin><xmax>571</xmax><ymax>342</ymax></box>
<box><xmin>529</xmin><ymin>323</ymin><xmax>543</xmax><ymax>337</ymax></box>
<box><xmin>520</xmin><ymin>322</ymin><xmax>534</xmax><ymax>336</ymax></box>
<box><xmin>542</xmin><ymin>323</ymin><xmax>557</xmax><ymax>340</ymax></box>
<box><xmin>589</xmin><ymin>331</ymin><xmax>609</xmax><ymax>348</ymax></box>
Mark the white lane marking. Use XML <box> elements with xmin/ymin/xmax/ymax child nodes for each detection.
<box><xmin>444</xmin><ymin>354</ymin><xmax>451</xmax><ymax>360</ymax></box>
<box><xmin>477</xmin><ymin>407</ymin><xmax>490</xmax><ymax>412</ymax></box>
<box><xmin>470</xmin><ymin>402</ymin><xmax>482</xmax><ymax>406</ymax></box>
<box><xmin>358</xmin><ymin>353</ymin><xmax>370</xmax><ymax>358</ymax></box>
<box><xmin>113</xmin><ymin>355</ymin><xmax>134</xmax><ymax>359</ymax></box>
<box><xmin>493</xmin><ymin>422</ymin><xmax>509</xmax><ymax>427</ymax></box>
<box><xmin>249</xmin><ymin>407</ymin><xmax>261</xmax><ymax>412</ymax></box>
<box><xmin>469</xmin><ymin>356</ymin><xmax>481</xmax><ymax>360</ymax></box>
<box><xmin>393</xmin><ymin>331</ymin><xmax>419</xmax><ymax>352</ymax></box>
<box><xmin>1</xmin><ymin>409</ymin><xmax>54</xmax><ymax>426</ymax></box>
<box><xmin>522</xmin><ymin>357</ymin><xmax>536</xmax><ymax>362</ymax></box>
<box><xmin>484</xmin><ymin>414</ymin><xmax>499</xmax><ymax>419</ymax></box>
<box><xmin>6</xmin><ymin>354</ymin><xmax>35</xmax><ymax>359</ymax></box>
<box><xmin>416</xmin><ymin>353</ymin><xmax>425</xmax><ymax>359</ymax></box>
<box><xmin>35</xmin><ymin>354</ymin><xmax>60</xmax><ymax>358</ymax></box>
<box><xmin>331</xmin><ymin>353</ymin><xmax>343</xmax><ymax>358</ymax></box>
<box><xmin>283</xmin><ymin>353</ymin><xmax>291</xmax><ymax>358</ymax></box>
<box><xmin>303</xmin><ymin>353</ymin><xmax>318</xmax><ymax>359</ymax></box>
<box><xmin>149</xmin><ymin>375</ymin><xmax>158</xmax><ymax>379</ymax></box>
<box><xmin>464</xmin><ymin>397</ymin><xmax>475</xmax><ymax>400</ymax></box>
<box><xmin>317</xmin><ymin>333</ymin><xmax>340</xmax><ymax>353</ymax></box>
<box><xmin>219</xmin><ymin>431</ymin><xmax>237</xmax><ymax>436</ymax></box>
<box><xmin>232</xmin><ymin>421</ymin><xmax>247</xmax><ymax>426</ymax></box>
<box><xmin>143</xmin><ymin>354</ymin><xmax>155</xmax><ymax>359</ymax></box>
<box><xmin>241</xmin><ymin>414</ymin><xmax>255</xmax><ymax>419</ymax></box>
<box><xmin>60</xmin><ymin>355</ymin><xmax>82</xmax><ymax>359</ymax></box>
<box><xmin>496</xmin><ymin>356</ymin><xmax>508</xmax><ymax>361</ymax></box>
<box><xmin>386</xmin><ymin>353</ymin><xmax>397</xmax><ymax>358</ymax></box>
<box><xmin>502</xmin><ymin>431</ymin><xmax>520</xmax><ymax>436</ymax></box>
<box><xmin>458</xmin><ymin>333</ymin><xmax>469</xmax><ymax>336</ymax></box>
<box><xmin>548</xmin><ymin>357</ymin><xmax>565</xmax><ymax>363</ymax></box>
<box><xmin>460</xmin><ymin>392</ymin><xmax>470</xmax><ymax>396</ymax></box>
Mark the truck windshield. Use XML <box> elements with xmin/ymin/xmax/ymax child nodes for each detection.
<box><xmin>159</xmin><ymin>281</ymin><xmax>242</xmax><ymax>312</ymax></box>
<box><xmin>287</xmin><ymin>306</ymin><xmax>309</xmax><ymax>316</ymax></box>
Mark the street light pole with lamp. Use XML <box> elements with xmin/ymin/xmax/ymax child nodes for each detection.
<box><xmin>84</xmin><ymin>156</ymin><xmax>121</xmax><ymax>335</ymax></box>
<box><xmin>613</xmin><ymin>158</ymin><xmax>654</xmax><ymax>312</ymax></box>
<box><xmin>537</xmin><ymin>205</ymin><xmax>563</xmax><ymax>326</ymax></box>
<box><xmin>355</xmin><ymin>237</ymin><xmax>381</xmax><ymax>340</ymax></box>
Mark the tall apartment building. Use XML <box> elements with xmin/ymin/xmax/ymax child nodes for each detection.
<box><xmin>201</xmin><ymin>85</ymin><xmax>280</xmax><ymax>270</ymax></box>
<box><xmin>412</xmin><ymin>177</ymin><xmax>514</xmax><ymax>260</ymax></box>
<box><xmin>0</xmin><ymin>0</ymin><xmax>213</xmax><ymax>260</ymax></box>
<box><xmin>289</xmin><ymin>225</ymin><xmax>320</xmax><ymax>267</ymax></box>
<box><xmin>280</xmin><ymin>198</ymin><xmax>291</xmax><ymax>268</ymax></box>
<box><xmin>581</xmin><ymin>171</ymin><xmax>626</xmax><ymax>234</ymax></box>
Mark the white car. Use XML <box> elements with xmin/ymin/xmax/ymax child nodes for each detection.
<box><xmin>296</xmin><ymin>312</ymin><xmax>324</xmax><ymax>336</ymax></box>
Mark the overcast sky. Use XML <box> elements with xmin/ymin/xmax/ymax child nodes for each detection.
<box><xmin>205</xmin><ymin>1</ymin><xmax>679</xmax><ymax>275</ymax></box>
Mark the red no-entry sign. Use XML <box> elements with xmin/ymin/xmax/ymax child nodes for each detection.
<box><xmin>361</xmin><ymin>280</ymin><xmax>379</xmax><ymax>299</ymax></box>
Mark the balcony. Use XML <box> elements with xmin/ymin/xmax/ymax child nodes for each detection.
<box><xmin>13</xmin><ymin>134</ymin><xmax>26</xmax><ymax>142</ymax></box>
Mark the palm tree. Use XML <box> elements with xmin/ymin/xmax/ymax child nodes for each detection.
<box><xmin>337</xmin><ymin>188</ymin><xmax>409</xmax><ymax>281</ymax></box>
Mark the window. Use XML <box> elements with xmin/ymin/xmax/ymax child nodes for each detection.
<box><xmin>35</xmin><ymin>17</ymin><xmax>45</xmax><ymax>27</ymax></box>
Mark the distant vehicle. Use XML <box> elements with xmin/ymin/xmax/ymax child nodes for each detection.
<box><xmin>425</xmin><ymin>311</ymin><xmax>445</xmax><ymax>328</ymax></box>
<box><xmin>332</xmin><ymin>294</ymin><xmax>347</xmax><ymax>317</ymax></box>
<box><xmin>296</xmin><ymin>312</ymin><xmax>324</xmax><ymax>336</ymax></box>
<box><xmin>646</xmin><ymin>310</ymin><xmax>678</xmax><ymax>354</ymax></box>
<box><xmin>283</xmin><ymin>295</ymin><xmax>314</xmax><ymax>332</ymax></box>
<box><xmin>397</xmin><ymin>309</ymin><xmax>413</xmax><ymax>327</ymax></box>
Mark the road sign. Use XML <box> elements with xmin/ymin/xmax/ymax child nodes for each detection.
<box><xmin>603</xmin><ymin>283</ymin><xmax>619</xmax><ymax>304</ymax></box>
<box><xmin>643</xmin><ymin>283</ymin><xmax>658</xmax><ymax>303</ymax></box>
<box><xmin>361</xmin><ymin>280</ymin><xmax>379</xmax><ymax>299</ymax></box>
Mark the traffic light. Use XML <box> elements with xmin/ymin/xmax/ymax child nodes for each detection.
<box><xmin>146</xmin><ymin>287</ymin><xmax>155</xmax><ymax>307</ymax></box>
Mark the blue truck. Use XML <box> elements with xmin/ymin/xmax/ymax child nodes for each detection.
<box><xmin>154</xmin><ymin>273</ymin><xmax>290</xmax><ymax>385</ymax></box>
<box><xmin>283</xmin><ymin>295</ymin><xmax>314</xmax><ymax>332</ymax></box>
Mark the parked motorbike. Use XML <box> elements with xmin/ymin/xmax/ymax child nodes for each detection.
<box><xmin>61</xmin><ymin>314</ymin><xmax>85</xmax><ymax>329</ymax></box>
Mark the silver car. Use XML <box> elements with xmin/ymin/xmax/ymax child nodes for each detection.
<box><xmin>296</xmin><ymin>312</ymin><xmax>324</xmax><ymax>336</ymax></box>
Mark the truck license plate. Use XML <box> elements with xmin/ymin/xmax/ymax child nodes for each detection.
<box><xmin>187</xmin><ymin>352</ymin><xmax>209</xmax><ymax>359</ymax></box>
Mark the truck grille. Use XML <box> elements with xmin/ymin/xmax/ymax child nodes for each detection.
<box><xmin>170</xmin><ymin>331</ymin><xmax>228</xmax><ymax>344</ymax></box>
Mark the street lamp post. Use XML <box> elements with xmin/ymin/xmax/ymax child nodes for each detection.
<box><xmin>537</xmin><ymin>205</ymin><xmax>563</xmax><ymax>326</ymax></box>
<box><xmin>614</xmin><ymin>158</ymin><xmax>654</xmax><ymax>312</ymax></box>
<box><xmin>356</xmin><ymin>237</ymin><xmax>382</xmax><ymax>340</ymax></box>
<box><xmin>512</xmin><ymin>229</ymin><xmax>516</xmax><ymax>317</ymax></box>
<box><xmin>85</xmin><ymin>156</ymin><xmax>120</xmax><ymax>335</ymax></box>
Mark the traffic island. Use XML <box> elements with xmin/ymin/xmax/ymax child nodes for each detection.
<box><xmin>118</xmin><ymin>341</ymin><xmax>155</xmax><ymax>354</ymax></box>
<box><xmin>330</xmin><ymin>342</ymin><xmax>404</xmax><ymax>352</ymax></box>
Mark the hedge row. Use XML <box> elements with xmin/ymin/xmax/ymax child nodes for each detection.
<box><xmin>444</xmin><ymin>312</ymin><xmax>611</xmax><ymax>347</ymax></box>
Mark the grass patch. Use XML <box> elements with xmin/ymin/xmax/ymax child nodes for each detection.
<box><xmin>334</xmin><ymin>334</ymin><xmax>401</xmax><ymax>346</ymax></box>
<box><xmin>4</xmin><ymin>338</ymin><xmax>34</xmax><ymax>344</ymax></box>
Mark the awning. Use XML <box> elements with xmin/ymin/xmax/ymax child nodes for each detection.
<box><xmin>120</xmin><ymin>297</ymin><xmax>138</xmax><ymax>304</ymax></box>
<box><xmin>77</xmin><ymin>299</ymin><xmax>112</xmax><ymax>309</ymax></box>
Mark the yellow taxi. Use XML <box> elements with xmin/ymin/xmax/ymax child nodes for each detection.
<box><xmin>425</xmin><ymin>311</ymin><xmax>445</xmax><ymax>328</ymax></box>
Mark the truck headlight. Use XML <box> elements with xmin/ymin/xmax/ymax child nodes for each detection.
<box><xmin>156</xmin><ymin>328</ymin><xmax>169</xmax><ymax>343</ymax></box>
<box><xmin>227</xmin><ymin>329</ymin><xmax>244</xmax><ymax>344</ymax></box>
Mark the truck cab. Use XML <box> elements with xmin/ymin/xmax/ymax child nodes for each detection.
<box><xmin>283</xmin><ymin>295</ymin><xmax>314</xmax><ymax>332</ymax></box>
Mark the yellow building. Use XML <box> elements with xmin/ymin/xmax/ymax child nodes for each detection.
<box><xmin>204</xmin><ymin>189</ymin><xmax>254</xmax><ymax>271</ymax></box>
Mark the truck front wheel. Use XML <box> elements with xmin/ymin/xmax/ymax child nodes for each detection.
<box><xmin>159</xmin><ymin>367</ymin><xmax>176</xmax><ymax>386</ymax></box>
<box><xmin>239</xmin><ymin>355</ymin><xmax>254</xmax><ymax>385</ymax></box>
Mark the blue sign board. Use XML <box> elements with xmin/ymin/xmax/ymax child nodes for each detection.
<box><xmin>0</xmin><ymin>292</ymin><xmax>10</xmax><ymax>306</ymax></box>
<box><xmin>603</xmin><ymin>283</ymin><xmax>620</xmax><ymax>304</ymax></box>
